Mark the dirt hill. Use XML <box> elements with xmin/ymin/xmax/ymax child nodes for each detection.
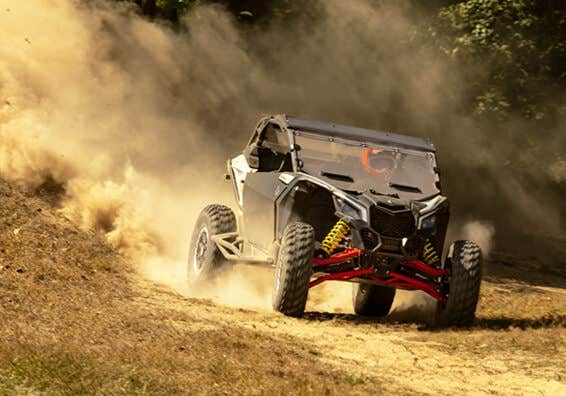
<box><xmin>0</xmin><ymin>178</ymin><xmax>564</xmax><ymax>395</ymax></box>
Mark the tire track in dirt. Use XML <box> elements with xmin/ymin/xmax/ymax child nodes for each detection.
<box><xmin>144</xmin><ymin>275</ymin><xmax>565</xmax><ymax>395</ymax></box>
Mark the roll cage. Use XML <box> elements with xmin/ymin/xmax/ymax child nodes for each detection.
<box><xmin>243</xmin><ymin>114</ymin><xmax>437</xmax><ymax>176</ymax></box>
<box><xmin>232</xmin><ymin>115</ymin><xmax>445</xmax><ymax>255</ymax></box>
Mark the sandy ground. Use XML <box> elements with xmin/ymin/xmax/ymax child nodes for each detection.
<box><xmin>142</xmin><ymin>276</ymin><xmax>566</xmax><ymax>395</ymax></box>
<box><xmin>0</xmin><ymin>179</ymin><xmax>565</xmax><ymax>395</ymax></box>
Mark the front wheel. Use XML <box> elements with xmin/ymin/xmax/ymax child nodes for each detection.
<box><xmin>433</xmin><ymin>240</ymin><xmax>482</xmax><ymax>327</ymax></box>
<box><xmin>272</xmin><ymin>222</ymin><xmax>315</xmax><ymax>317</ymax></box>
<box><xmin>187</xmin><ymin>205</ymin><xmax>236</xmax><ymax>287</ymax></box>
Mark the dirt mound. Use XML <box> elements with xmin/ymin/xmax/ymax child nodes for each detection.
<box><xmin>0</xmin><ymin>179</ymin><xmax>382</xmax><ymax>394</ymax></box>
<box><xmin>1</xmin><ymin>178</ymin><xmax>564</xmax><ymax>395</ymax></box>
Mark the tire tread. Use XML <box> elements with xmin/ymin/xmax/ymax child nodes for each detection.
<box><xmin>435</xmin><ymin>240</ymin><xmax>482</xmax><ymax>326</ymax></box>
<box><xmin>187</xmin><ymin>205</ymin><xmax>236</xmax><ymax>284</ymax></box>
<box><xmin>273</xmin><ymin>222</ymin><xmax>315</xmax><ymax>317</ymax></box>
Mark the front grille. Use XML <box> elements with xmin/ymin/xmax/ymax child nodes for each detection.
<box><xmin>370</xmin><ymin>206</ymin><xmax>416</xmax><ymax>237</ymax></box>
<box><xmin>380</xmin><ymin>236</ymin><xmax>402</xmax><ymax>252</ymax></box>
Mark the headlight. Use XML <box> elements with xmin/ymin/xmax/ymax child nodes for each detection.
<box><xmin>333</xmin><ymin>196</ymin><xmax>368</xmax><ymax>222</ymax></box>
<box><xmin>341</xmin><ymin>201</ymin><xmax>360</xmax><ymax>218</ymax></box>
<box><xmin>421</xmin><ymin>215</ymin><xmax>436</xmax><ymax>230</ymax></box>
<box><xmin>335</xmin><ymin>197</ymin><xmax>359</xmax><ymax>217</ymax></box>
<box><xmin>416</xmin><ymin>195</ymin><xmax>447</xmax><ymax>228</ymax></box>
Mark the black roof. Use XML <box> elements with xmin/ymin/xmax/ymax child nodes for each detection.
<box><xmin>278</xmin><ymin>115</ymin><xmax>435</xmax><ymax>152</ymax></box>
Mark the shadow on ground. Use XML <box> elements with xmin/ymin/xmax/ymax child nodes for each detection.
<box><xmin>302</xmin><ymin>311</ymin><xmax>565</xmax><ymax>331</ymax></box>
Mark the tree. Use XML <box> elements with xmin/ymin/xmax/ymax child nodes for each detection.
<box><xmin>437</xmin><ymin>0</ymin><xmax>566</xmax><ymax>122</ymax></box>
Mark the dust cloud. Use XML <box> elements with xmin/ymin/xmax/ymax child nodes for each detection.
<box><xmin>308</xmin><ymin>282</ymin><xmax>355</xmax><ymax>314</ymax></box>
<box><xmin>461</xmin><ymin>221</ymin><xmax>496</xmax><ymax>256</ymax></box>
<box><xmin>0</xmin><ymin>0</ymin><xmax>563</xmax><ymax>312</ymax></box>
<box><xmin>0</xmin><ymin>0</ymin><xmax>233</xmax><ymax>299</ymax></box>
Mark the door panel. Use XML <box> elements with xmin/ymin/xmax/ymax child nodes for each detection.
<box><xmin>243</xmin><ymin>172</ymin><xmax>282</xmax><ymax>251</ymax></box>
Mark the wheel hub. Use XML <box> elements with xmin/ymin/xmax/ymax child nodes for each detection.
<box><xmin>193</xmin><ymin>226</ymin><xmax>209</xmax><ymax>274</ymax></box>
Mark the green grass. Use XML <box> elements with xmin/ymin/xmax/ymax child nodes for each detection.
<box><xmin>0</xmin><ymin>346</ymin><xmax>179</xmax><ymax>395</ymax></box>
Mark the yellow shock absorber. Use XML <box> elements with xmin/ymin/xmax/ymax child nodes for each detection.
<box><xmin>320</xmin><ymin>220</ymin><xmax>351</xmax><ymax>257</ymax></box>
<box><xmin>422</xmin><ymin>239</ymin><xmax>440</xmax><ymax>266</ymax></box>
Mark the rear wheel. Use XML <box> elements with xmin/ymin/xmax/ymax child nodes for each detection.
<box><xmin>188</xmin><ymin>205</ymin><xmax>236</xmax><ymax>287</ymax></box>
<box><xmin>434</xmin><ymin>240</ymin><xmax>482</xmax><ymax>327</ymax></box>
<box><xmin>272</xmin><ymin>222</ymin><xmax>315</xmax><ymax>317</ymax></box>
<box><xmin>352</xmin><ymin>283</ymin><xmax>396</xmax><ymax>316</ymax></box>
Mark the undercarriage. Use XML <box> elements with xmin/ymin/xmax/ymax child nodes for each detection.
<box><xmin>211</xmin><ymin>223</ymin><xmax>451</xmax><ymax>306</ymax></box>
<box><xmin>311</xmin><ymin>247</ymin><xmax>449</xmax><ymax>305</ymax></box>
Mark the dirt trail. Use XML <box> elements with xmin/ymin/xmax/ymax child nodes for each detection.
<box><xmin>145</xmin><ymin>275</ymin><xmax>565</xmax><ymax>395</ymax></box>
<box><xmin>0</xmin><ymin>179</ymin><xmax>565</xmax><ymax>395</ymax></box>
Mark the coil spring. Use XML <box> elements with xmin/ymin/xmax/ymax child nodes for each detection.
<box><xmin>422</xmin><ymin>239</ymin><xmax>440</xmax><ymax>266</ymax></box>
<box><xmin>320</xmin><ymin>220</ymin><xmax>351</xmax><ymax>256</ymax></box>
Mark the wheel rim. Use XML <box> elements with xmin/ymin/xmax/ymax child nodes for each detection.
<box><xmin>193</xmin><ymin>225</ymin><xmax>209</xmax><ymax>275</ymax></box>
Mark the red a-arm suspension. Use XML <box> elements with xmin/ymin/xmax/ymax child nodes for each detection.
<box><xmin>310</xmin><ymin>249</ymin><xmax>449</xmax><ymax>304</ymax></box>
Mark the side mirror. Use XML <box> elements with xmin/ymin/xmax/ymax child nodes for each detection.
<box><xmin>245</xmin><ymin>144</ymin><xmax>260</xmax><ymax>169</ymax></box>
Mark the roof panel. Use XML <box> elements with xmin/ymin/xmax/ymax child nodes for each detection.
<box><xmin>282</xmin><ymin>115</ymin><xmax>435</xmax><ymax>152</ymax></box>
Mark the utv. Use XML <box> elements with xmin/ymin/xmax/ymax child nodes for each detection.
<box><xmin>189</xmin><ymin>115</ymin><xmax>482</xmax><ymax>326</ymax></box>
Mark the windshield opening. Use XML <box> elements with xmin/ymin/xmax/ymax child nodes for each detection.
<box><xmin>294</xmin><ymin>132</ymin><xmax>440</xmax><ymax>199</ymax></box>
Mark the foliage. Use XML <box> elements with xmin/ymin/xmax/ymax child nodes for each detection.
<box><xmin>133</xmin><ymin>0</ymin><xmax>194</xmax><ymax>20</ymax></box>
<box><xmin>135</xmin><ymin>0</ymin><xmax>297</xmax><ymax>23</ymax></box>
<box><xmin>437</xmin><ymin>0</ymin><xmax>566</xmax><ymax>122</ymax></box>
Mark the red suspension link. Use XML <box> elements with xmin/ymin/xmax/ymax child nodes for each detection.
<box><xmin>401</xmin><ymin>260</ymin><xmax>450</xmax><ymax>277</ymax></box>
<box><xmin>309</xmin><ymin>268</ymin><xmax>374</xmax><ymax>288</ymax></box>
<box><xmin>312</xmin><ymin>248</ymin><xmax>362</xmax><ymax>266</ymax></box>
<box><xmin>310</xmin><ymin>250</ymin><xmax>449</xmax><ymax>304</ymax></box>
<box><xmin>371</xmin><ymin>272</ymin><xmax>447</xmax><ymax>304</ymax></box>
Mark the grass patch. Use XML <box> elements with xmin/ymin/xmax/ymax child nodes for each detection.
<box><xmin>0</xmin><ymin>345</ymin><xmax>179</xmax><ymax>395</ymax></box>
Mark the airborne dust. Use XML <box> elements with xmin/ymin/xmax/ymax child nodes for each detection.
<box><xmin>1</xmin><ymin>0</ymin><xmax>564</xmax><ymax>311</ymax></box>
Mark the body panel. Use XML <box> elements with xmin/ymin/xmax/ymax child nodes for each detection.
<box><xmin>242</xmin><ymin>172</ymin><xmax>282</xmax><ymax>250</ymax></box>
